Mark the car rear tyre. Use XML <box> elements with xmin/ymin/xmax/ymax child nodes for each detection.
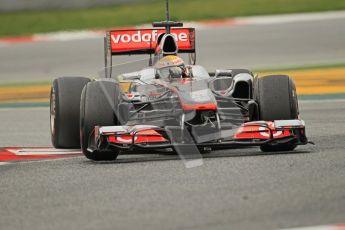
<box><xmin>255</xmin><ymin>75</ymin><xmax>299</xmax><ymax>152</ymax></box>
<box><xmin>50</xmin><ymin>77</ymin><xmax>90</xmax><ymax>148</ymax></box>
<box><xmin>80</xmin><ymin>80</ymin><xmax>120</xmax><ymax>161</ymax></box>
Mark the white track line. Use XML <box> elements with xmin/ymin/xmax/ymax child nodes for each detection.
<box><xmin>236</xmin><ymin>10</ymin><xmax>345</xmax><ymax>25</ymax></box>
<box><xmin>7</xmin><ymin>148</ymin><xmax>81</xmax><ymax>156</ymax></box>
<box><xmin>33</xmin><ymin>30</ymin><xmax>103</xmax><ymax>42</ymax></box>
<box><xmin>283</xmin><ymin>224</ymin><xmax>345</xmax><ymax>230</ymax></box>
<box><xmin>0</xmin><ymin>156</ymin><xmax>83</xmax><ymax>167</ymax></box>
<box><xmin>17</xmin><ymin>156</ymin><xmax>83</xmax><ymax>165</ymax></box>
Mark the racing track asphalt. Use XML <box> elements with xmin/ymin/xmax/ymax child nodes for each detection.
<box><xmin>1</xmin><ymin>100</ymin><xmax>345</xmax><ymax>230</ymax></box>
<box><xmin>1</xmin><ymin>15</ymin><xmax>345</xmax><ymax>230</ymax></box>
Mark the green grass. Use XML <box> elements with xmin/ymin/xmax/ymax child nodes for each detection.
<box><xmin>0</xmin><ymin>102</ymin><xmax>49</xmax><ymax>109</ymax></box>
<box><xmin>298</xmin><ymin>93</ymin><xmax>345</xmax><ymax>100</ymax></box>
<box><xmin>0</xmin><ymin>0</ymin><xmax>345</xmax><ymax>37</ymax></box>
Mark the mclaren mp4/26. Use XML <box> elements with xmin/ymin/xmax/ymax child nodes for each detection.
<box><xmin>50</xmin><ymin>4</ymin><xmax>309</xmax><ymax>161</ymax></box>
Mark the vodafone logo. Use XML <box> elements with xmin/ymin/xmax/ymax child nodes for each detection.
<box><xmin>110</xmin><ymin>28</ymin><xmax>194</xmax><ymax>52</ymax></box>
<box><xmin>111</xmin><ymin>30</ymin><xmax>188</xmax><ymax>44</ymax></box>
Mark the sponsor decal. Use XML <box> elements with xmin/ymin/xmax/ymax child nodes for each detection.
<box><xmin>116</xmin><ymin>136</ymin><xmax>138</xmax><ymax>143</ymax></box>
<box><xmin>107</xmin><ymin>129</ymin><xmax>167</xmax><ymax>144</ymax></box>
<box><xmin>110</xmin><ymin>28</ymin><xmax>194</xmax><ymax>53</ymax></box>
<box><xmin>233</xmin><ymin>122</ymin><xmax>291</xmax><ymax>140</ymax></box>
<box><xmin>259</xmin><ymin>126</ymin><xmax>282</xmax><ymax>137</ymax></box>
<box><xmin>111</xmin><ymin>30</ymin><xmax>188</xmax><ymax>43</ymax></box>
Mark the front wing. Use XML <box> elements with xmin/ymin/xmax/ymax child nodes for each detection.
<box><xmin>87</xmin><ymin>120</ymin><xmax>308</xmax><ymax>153</ymax></box>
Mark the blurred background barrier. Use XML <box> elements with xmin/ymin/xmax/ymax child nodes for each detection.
<box><xmin>0</xmin><ymin>0</ymin><xmax>344</xmax><ymax>105</ymax></box>
<box><xmin>1</xmin><ymin>0</ymin><xmax>345</xmax><ymax>37</ymax></box>
<box><xmin>2</xmin><ymin>67</ymin><xmax>345</xmax><ymax>105</ymax></box>
<box><xmin>0</xmin><ymin>0</ymin><xmax>145</xmax><ymax>12</ymax></box>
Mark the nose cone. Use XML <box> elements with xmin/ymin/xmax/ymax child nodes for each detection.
<box><xmin>174</xmin><ymin>81</ymin><xmax>218</xmax><ymax>111</ymax></box>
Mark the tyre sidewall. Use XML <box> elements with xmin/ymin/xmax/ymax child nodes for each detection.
<box><xmin>257</xmin><ymin>75</ymin><xmax>298</xmax><ymax>121</ymax></box>
<box><xmin>50</xmin><ymin>77</ymin><xmax>90</xmax><ymax>148</ymax></box>
<box><xmin>80</xmin><ymin>80</ymin><xmax>120</xmax><ymax>161</ymax></box>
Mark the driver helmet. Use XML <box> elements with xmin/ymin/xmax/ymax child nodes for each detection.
<box><xmin>155</xmin><ymin>55</ymin><xmax>190</xmax><ymax>79</ymax></box>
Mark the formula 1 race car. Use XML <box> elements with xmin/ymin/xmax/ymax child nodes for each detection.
<box><xmin>50</xmin><ymin>1</ymin><xmax>308</xmax><ymax>161</ymax></box>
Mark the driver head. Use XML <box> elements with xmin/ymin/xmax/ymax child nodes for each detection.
<box><xmin>155</xmin><ymin>55</ymin><xmax>191</xmax><ymax>80</ymax></box>
<box><xmin>155</xmin><ymin>55</ymin><xmax>185</xmax><ymax>69</ymax></box>
<box><xmin>169</xmin><ymin>66</ymin><xmax>183</xmax><ymax>80</ymax></box>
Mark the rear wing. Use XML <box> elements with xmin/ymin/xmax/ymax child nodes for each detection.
<box><xmin>104</xmin><ymin>28</ymin><xmax>196</xmax><ymax>77</ymax></box>
<box><xmin>106</xmin><ymin>28</ymin><xmax>195</xmax><ymax>55</ymax></box>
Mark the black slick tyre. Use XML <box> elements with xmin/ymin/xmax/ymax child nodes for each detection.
<box><xmin>255</xmin><ymin>75</ymin><xmax>299</xmax><ymax>152</ymax></box>
<box><xmin>80</xmin><ymin>80</ymin><xmax>120</xmax><ymax>161</ymax></box>
<box><xmin>256</xmin><ymin>75</ymin><xmax>298</xmax><ymax>121</ymax></box>
<box><xmin>50</xmin><ymin>77</ymin><xmax>90</xmax><ymax>148</ymax></box>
